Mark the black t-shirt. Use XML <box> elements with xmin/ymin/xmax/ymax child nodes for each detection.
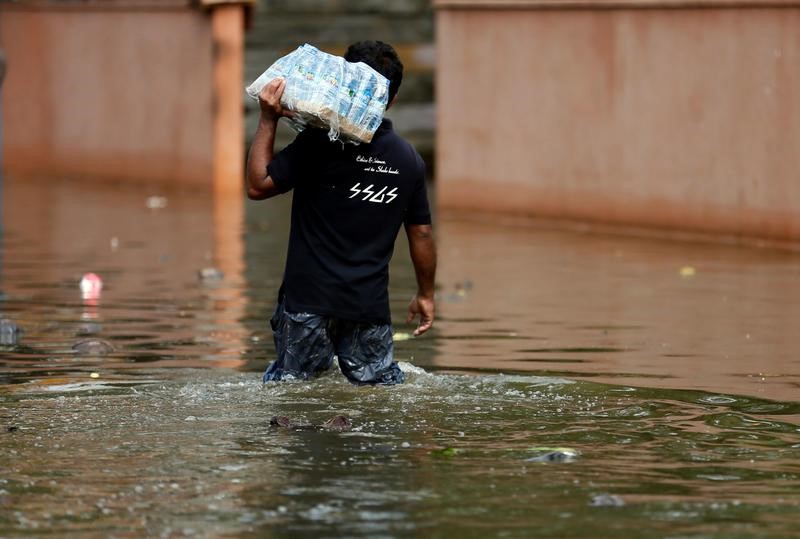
<box><xmin>267</xmin><ymin>118</ymin><xmax>431</xmax><ymax>324</ymax></box>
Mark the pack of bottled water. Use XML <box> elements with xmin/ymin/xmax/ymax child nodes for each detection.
<box><xmin>246</xmin><ymin>44</ymin><xmax>390</xmax><ymax>144</ymax></box>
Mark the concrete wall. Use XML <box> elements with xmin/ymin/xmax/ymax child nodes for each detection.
<box><xmin>434</xmin><ymin>0</ymin><xmax>800</xmax><ymax>243</ymax></box>
<box><xmin>0</xmin><ymin>1</ymin><xmax>248</xmax><ymax>188</ymax></box>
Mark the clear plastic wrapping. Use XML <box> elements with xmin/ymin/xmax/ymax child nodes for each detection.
<box><xmin>246</xmin><ymin>44</ymin><xmax>390</xmax><ymax>144</ymax></box>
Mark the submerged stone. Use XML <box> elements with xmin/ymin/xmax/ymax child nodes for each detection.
<box><xmin>322</xmin><ymin>414</ymin><xmax>352</xmax><ymax>431</ymax></box>
<box><xmin>72</xmin><ymin>339</ymin><xmax>115</xmax><ymax>355</ymax></box>
<box><xmin>269</xmin><ymin>414</ymin><xmax>353</xmax><ymax>431</ymax></box>
<box><xmin>77</xmin><ymin>321</ymin><xmax>103</xmax><ymax>336</ymax></box>
<box><xmin>269</xmin><ymin>415</ymin><xmax>294</xmax><ymax>428</ymax></box>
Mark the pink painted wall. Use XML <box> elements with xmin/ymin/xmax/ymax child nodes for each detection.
<box><xmin>1</xmin><ymin>4</ymin><xmax>220</xmax><ymax>184</ymax></box>
<box><xmin>435</xmin><ymin>1</ymin><xmax>800</xmax><ymax>242</ymax></box>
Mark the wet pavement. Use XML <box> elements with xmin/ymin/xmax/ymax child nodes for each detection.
<box><xmin>1</xmin><ymin>175</ymin><xmax>799</xmax><ymax>537</ymax></box>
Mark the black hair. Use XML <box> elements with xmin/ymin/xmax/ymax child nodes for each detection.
<box><xmin>344</xmin><ymin>41</ymin><xmax>403</xmax><ymax>104</ymax></box>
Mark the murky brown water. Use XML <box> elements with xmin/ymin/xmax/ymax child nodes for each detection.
<box><xmin>2</xmin><ymin>176</ymin><xmax>799</xmax><ymax>537</ymax></box>
<box><xmin>435</xmin><ymin>212</ymin><xmax>800</xmax><ymax>401</ymax></box>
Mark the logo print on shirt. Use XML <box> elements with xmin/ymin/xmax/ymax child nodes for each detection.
<box><xmin>356</xmin><ymin>155</ymin><xmax>385</xmax><ymax>165</ymax></box>
<box><xmin>357</xmin><ymin>155</ymin><xmax>400</xmax><ymax>175</ymax></box>
<box><xmin>349</xmin><ymin>183</ymin><xmax>398</xmax><ymax>204</ymax></box>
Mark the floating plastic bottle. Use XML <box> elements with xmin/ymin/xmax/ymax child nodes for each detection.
<box><xmin>80</xmin><ymin>272</ymin><xmax>103</xmax><ymax>301</ymax></box>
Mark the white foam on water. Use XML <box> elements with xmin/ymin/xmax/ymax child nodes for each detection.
<box><xmin>398</xmin><ymin>361</ymin><xmax>427</xmax><ymax>375</ymax></box>
<box><xmin>397</xmin><ymin>364</ymin><xmax>575</xmax><ymax>396</ymax></box>
<box><xmin>34</xmin><ymin>380</ymin><xmax>163</xmax><ymax>393</ymax></box>
<box><xmin>340</xmin><ymin>431</ymin><xmax>390</xmax><ymax>438</ymax></box>
<box><xmin>218</xmin><ymin>464</ymin><xmax>249</xmax><ymax>472</ymax></box>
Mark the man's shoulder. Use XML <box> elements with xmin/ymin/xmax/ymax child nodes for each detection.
<box><xmin>376</xmin><ymin>125</ymin><xmax>413</xmax><ymax>150</ymax></box>
<box><xmin>294</xmin><ymin>127</ymin><xmax>330</xmax><ymax>146</ymax></box>
<box><xmin>374</xmin><ymin>129</ymin><xmax>425</xmax><ymax>171</ymax></box>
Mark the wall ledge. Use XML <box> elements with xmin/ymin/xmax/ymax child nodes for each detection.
<box><xmin>0</xmin><ymin>0</ymin><xmax>254</xmax><ymax>12</ymax></box>
<box><xmin>198</xmin><ymin>0</ymin><xmax>254</xmax><ymax>6</ymax></box>
<box><xmin>434</xmin><ymin>0</ymin><xmax>800</xmax><ymax>9</ymax></box>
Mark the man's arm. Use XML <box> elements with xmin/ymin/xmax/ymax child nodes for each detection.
<box><xmin>405</xmin><ymin>223</ymin><xmax>437</xmax><ymax>336</ymax></box>
<box><xmin>245</xmin><ymin>78</ymin><xmax>293</xmax><ymax>200</ymax></box>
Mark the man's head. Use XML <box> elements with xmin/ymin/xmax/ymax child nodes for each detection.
<box><xmin>344</xmin><ymin>41</ymin><xmax>403</xmax><ymax>106</ymax></box>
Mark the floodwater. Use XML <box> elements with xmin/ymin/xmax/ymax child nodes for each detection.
<box><xmin>2</xmin><ymin>175</ymin><xmax>799</xmax><ymax>538</ymax></box>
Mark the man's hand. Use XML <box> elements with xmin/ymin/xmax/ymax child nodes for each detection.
<box><xmin>405</xmin><ymin>223</ymin><xmax>436</xmax><ymax>337</ymax></box>
<box><xmin>246</xmin><ymin>78</ymin><xmax>294</xmax><ymax>200</ymax></box>
<box><xmin>406</xmin><ymin>294</ymin><xmax>434</xmax><ymax>336</ymax></box>
<box><xmin>258</xmin><ymin>78</ymin><xmax>294</xmax><ymax>121</ymax></box>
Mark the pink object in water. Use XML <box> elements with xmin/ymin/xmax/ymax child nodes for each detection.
<box><xmin>80</xmin><ymin>272</ymin><xmax>103</xmax><ymax>301</ymax></box>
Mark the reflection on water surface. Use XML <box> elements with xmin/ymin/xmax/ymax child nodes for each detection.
<box><xmin>1</xmin><ymin>176</ymin><xmax>799</xmax><ymax>537</ymax></box>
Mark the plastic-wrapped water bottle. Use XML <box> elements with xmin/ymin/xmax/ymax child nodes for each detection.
<box><xmin>246</xmin><ymin>44</ymin><xmax>390</xmax><ymax>144</ymax></box>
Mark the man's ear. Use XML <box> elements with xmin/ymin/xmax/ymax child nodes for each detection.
<box><xmin>386</xmin><ymin>94</ymin><xmax>397</xmax><ymax>111</ymax></box>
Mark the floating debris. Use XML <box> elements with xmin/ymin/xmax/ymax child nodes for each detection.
<box><xmin>89</xmin><ymin>372</ymin><xmax>100</xmax><ymax>379</ymax></box>
<box><xmin>0</xmin><ymin>318</ymin><xmax>22</xmax><ymax>345</ymax></box>
<box><xmin>72</xmin><ymin>339</ymin><xmax>115</xmax><ymax>355</ymax></box>
<box><xmin>145</xmin><ymin>196</ymin><xmax>168</xmax><ymax>209</ymax></box>
<box><xmin>679</xmin><ymin>266</ymin><xmax>696</xmax><ymax>278</ymax></box>
<box><xmin>198</xmin><ymin>267</ymin><xmax>224</xmax><ymax>282</ymax></box>
<box><xmin>589</xmin><ymin>493</ymin><xmax>626</xmax><ymax>507</ymax></box>
<box><xmin>393</xmin><ymin>332</ymin><xmax>413</xmax><ymax>342</ymax></box>
<box><xmin>525</xmin><ymin>447</ymin><xmax>579</xmax><ymax>463</ymax></box>
<box><xmin>431</xmin><ymin>446</ymin><xmax>460</xmax><ymax>458</ymax></box>
<box><xmin>77</xmin><ymin>321</ymin><xmax>103</xmax><ymax>336</ymax></box>
<box><xmin>455</xmin><ymin>280</ymin><xmax>473</xmax><ymax>297</ymax></box>
<box><xmin>440</xmin><ymin>280</ymin><xmax>475</xmax><ymax>303</ymax></box>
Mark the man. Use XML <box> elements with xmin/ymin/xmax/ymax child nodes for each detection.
<box><xmin>246</xmin><ymin>41</ymin><xmax>436</xmax><ymax>385</ymax></box>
